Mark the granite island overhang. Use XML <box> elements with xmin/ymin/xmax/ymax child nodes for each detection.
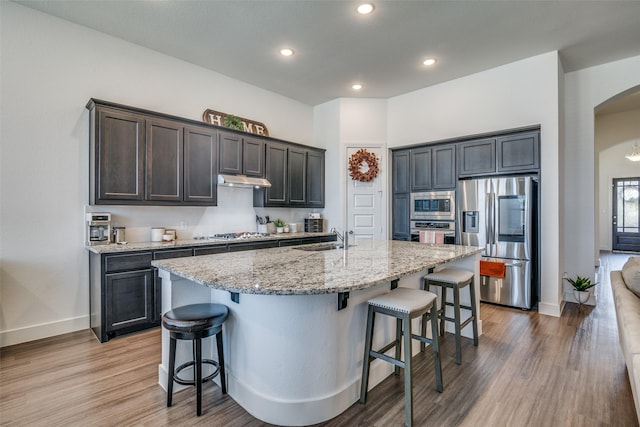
<box><xmin>153</xmin><ymin>239</ymin><xmax>483</xmax><ymax>425</ymax></box>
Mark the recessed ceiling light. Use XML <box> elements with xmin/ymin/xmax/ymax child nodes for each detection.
<box><xmin>352</xmin><ymin>84</ymin><xmax>363</xmax><ymax>90</ymax></box>
<box><xmin>280</xmin><ymin>48</ymin><xmax>294</xmax><ymax>57</ymax></box>
<box><xmin>357</xmin><ymin>3</ymin><xmax>375</xmax><ymax>15</ymax></box>
<box><xmin>423</xmin><ymin>58</ymin><xmax>437</xmax><ymax>66</ymax></box>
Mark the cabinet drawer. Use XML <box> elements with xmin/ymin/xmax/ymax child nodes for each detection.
<box><xmin>194</xmin><ymin>245</ymin><xmax>229</xmax><ymax>256</ymax></box>
<box><xmin>153</xmin><ymin>248</ymin><xmax>194</xmax><ymax>260</ymax></box>
<box><xmin>105</xmin><ymin>252</ymin><xmax>153</xmax><ymax>273</ymax></box>
<box><xmin>228</xmin><ymin>240</ymin><xmax>278</xmax><ymax>252</ymax></box>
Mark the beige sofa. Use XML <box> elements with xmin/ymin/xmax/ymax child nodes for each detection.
<box><xmin>611</xmin><ymin>256</ymin><xmax>640</xmax><ymax>423</ymax></box>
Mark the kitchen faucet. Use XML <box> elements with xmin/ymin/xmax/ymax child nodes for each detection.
<box><xmin>331</xmin><ymin>227</ymin><xmax>353</xmax><ymax>250</ymax></box>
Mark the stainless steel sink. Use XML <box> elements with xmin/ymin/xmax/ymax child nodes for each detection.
<box><xmin>294</xmin><ymin>243</ymin><xmax>354</xmax><ymax>251</ymax></box>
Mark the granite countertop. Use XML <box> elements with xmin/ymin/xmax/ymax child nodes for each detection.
<box><xmin>85</xmin><ymin>232</ymin><xmax>335</xmax><ymax>254</ymax></box>
<box><xmin>152</xmin><ymin>239</ymin><xmax>483</xmax><ymax>296</ymax></box>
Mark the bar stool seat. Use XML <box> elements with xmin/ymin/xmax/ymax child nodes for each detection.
<box><xmin>360</xmin><ymin>287</ymin><xmax>442</xmax><ymax>427</ymax></box>
<box><xmin>422</xmin><ymin>268</ymin><xmax>478</xmax><ymax>365</ymax></box>
<box><xmin>162</xmin><ymin>303</ymin><xmax>228</xmax><ymax>416</ymax></box>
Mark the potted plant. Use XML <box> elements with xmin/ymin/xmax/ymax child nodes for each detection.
<box><xmin>564</xmin><ymin>275</ymin><xmax>596</xmax><ymax>305</ymax></box>
<box><xmin>273</xmin><ymin>219</ymin><xmax>286</xmax><ymax>233</ymax></box>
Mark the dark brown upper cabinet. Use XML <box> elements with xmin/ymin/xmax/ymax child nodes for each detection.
<box><xmin>88</xmin><ymin>99</ymin><xmax>323</xmax><ymax>208</ymax></box>
<box><xmin>458</xmin><ymin>138</ymin><xmax>497</xmax><ymax>177</ymax></box>
<box><xmin>392</xmin><ymin>150</ymin><xmax>410</xmax><ymax>194</ymax></box>
<box><xmin>458</xmin><ymin>131</ymin><xmax>539</xmax><ymax>177</ymax></box>
<box><xmin>88</xmin><ymin>100</ymin><xmax>218</xmax><ymax>206</ymax></box>
<box><xmin>145</xmin><ymin>118</ymin><xmax>184</xmax><ymax>202</ymax></box>
<box><xmin>288</xmin><ymin>147</ymin><xmax>307</xmax><ymax>206</ymax></box>
<box><xmin>261</xmin><ymin>141</ymin><xmax>288</xmax><ymax>206</ymax></box>
<box><xmin>409</xmin><ymin>143</ymin><xmax>456</xmax><ymax>192</ymax></box>
<box><xmin>496</xmin><ymin>131</ymin><xmax>539</xmax><ymax>173</ymax></box>
<box><xmin>254</xmin><ymin>142</ymin><xmax>325</xmax><ymax>208</ymax></box>
<box><xmin>410</xmin><ymin>147</ymin><xmax>432</xmax><ymax>191</ymax></box>
<box><xmin>91</xmin><ymin>107</ymin><xmax>145</xmax><ymax>203</ymax></box>
<box><xmin>183</xmin><ymin>124</ymin><xmax>218</xmax><ymax>205</ymax></box>
<box><xmin>218</xmin><ymin>131</ymin><xmax>264</xmax><ymax>177</ymax></box>
<box><xmin>306</xmin><ymin>149</ymin><xmax>325</xmax><ymax>208</ymax></box>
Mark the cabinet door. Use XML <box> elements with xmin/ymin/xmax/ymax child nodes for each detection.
<box><xmin>218</xmin><ymin>131</ymin><xmax>243</xmax><ymax>175</ymax></box>
<box><xmin>243</xmin><ymin>137</ymin><xmax>264</xmax><ymax>177</ymax></box>
<box><xmin>146</xmin><ymin>118</ymin><xmax>183</xmax><ymax>202</ymax></box>
<box><xmin>306</xmin><ymin>149</ymin><xmax>325</xmax><ymax>208</ymax></box>
<box><xmin>392</xmin><ymin>193</ymin><xmax>410</xmax><ymax>240</ymax></box>
<box><xmin>432</xmin><ymin>144</ymin><xmax>456</xmax><ymax>189</ymax></box>
<box><xmin>393</xmin><ymin>150</ymin><xmax>410</xmax><ymax>194</ymax></box>
<box><xmin>497</xmin><ymin>132</ymin><xmax>539</xmax><ymax>173</ymax></box>
<box><xmin>410</xmin><ymin>147</ymin><xmax>432</xmax><ymax>191</ymax></box>
<box><xmin>288</xmin><ymin>148</ymin><xmax>307</xmax><ymax>206</ymax></box>
<box><xmin>105</xmin><ymin>269</ymin><xmax>155</xmax><ymax>332</ymax></box>
<box><xmin>458</xmin><ymin>138</ymin><xmax>496</xmax><ymax>176</ymax></box>
<box><xmin>96</xmin><ymin>108</ymin><xmax>145</xmax><ymax>202</ymax></box>
<box><xmin>184</xmin><ymin>125</ymin><xmax>217</xmax><ymax>205</ymax></box>
<box><xmin>264</xmin><ymin>142</ymin><xmax>288</xmax><ymax>206</ymax></box>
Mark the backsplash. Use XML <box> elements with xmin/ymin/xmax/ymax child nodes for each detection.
<box><xmin>85</xmin><ymin>186</ymin><xmax>324</xmax><ymax>243</ymax></box>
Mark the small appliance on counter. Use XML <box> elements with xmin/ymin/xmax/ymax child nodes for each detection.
<box><xmin>86</xmin><ymin>212</ymin><xmax>111</xmax><ymax>246</ymax></box>
<box><xmin>112</xmin><ymin>226</ymin><xmax>126</xmax><ymax>244</ymax></box>
<box><xmin>305</xmin><ymin>218</ymin><xmax>323</xmax><ymax>232</ymax></box>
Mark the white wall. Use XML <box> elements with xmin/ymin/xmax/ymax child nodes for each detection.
<box><xmin>314</xmin><ymin>98</ymin><xmax>388</xmax><ymax>233</ymax></box>
<box><xmin>564</xmin><ymin>56</ymin><xmax>640</xmax><ymax>289</ymax></box>
<box><xmin>0</xmin><ymin>2</ymin><xmax>314</xmax><ymax>346</ymax></box>
<box><xmin>387</xmin><ymin>52</ymin><xmax>563</xmax><ymax>316</ymax></box>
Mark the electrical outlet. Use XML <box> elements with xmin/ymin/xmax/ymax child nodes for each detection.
<box><xmin>562</xmin><ymin>272</ymin><xmax>569</xmax><ymax>279</ymax></box>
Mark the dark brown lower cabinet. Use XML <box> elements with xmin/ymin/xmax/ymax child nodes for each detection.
<box><xmin>89</xmin><ymin>235</ymin><xmax>336</xmax><ymax>342</ymax></box>
<box><xmin>105</xmin><ymin>269</ymin><xmax>157</xmax><ymax>334</ymax></box>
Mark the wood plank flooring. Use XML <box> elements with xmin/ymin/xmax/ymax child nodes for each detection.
<box><xmin>1</xmin><ymin>252</ymin><xmax>637</xmax><ymax>426</ymax></box>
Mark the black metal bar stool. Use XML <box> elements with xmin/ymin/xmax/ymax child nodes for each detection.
<box><xmin>162</xmin><ymin>303</ymin><xmax>229</xmax><ymax>416</ymax></box>
<box><xmin>360</xmin><ymin>287</ymin><xmax>442</xmax><ymax>427</ymax></box>
<box><xmin>422</xmin><ymin>268</ymin><xmax>478</xmax><ymax>365</ymax></box>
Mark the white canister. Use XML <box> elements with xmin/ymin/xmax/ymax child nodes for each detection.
<box><xmin>151</xmin><ymin>227</ymin><xmax>165</xmax><ymax>242</ymax></box>
<box><xmin>288</xmin><ymin>223</ymin><xmax>298</xmax><ymax>233</ymax></box>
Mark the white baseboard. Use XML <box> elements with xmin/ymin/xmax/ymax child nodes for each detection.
<box><xmin>538</xmin><ymin>301</ymin><xmax>563</xmax><ymax>317</ymax></box>
<box><xmin>0</xmin><ymin>315</ymin><xmax>89</xmax><ymax>347</ymax></box>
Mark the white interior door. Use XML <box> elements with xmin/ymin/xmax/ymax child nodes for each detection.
<box><xmin>346</xmin><ymin>146</ymin><xmax>385</xmax><ymax>243</ymax></box>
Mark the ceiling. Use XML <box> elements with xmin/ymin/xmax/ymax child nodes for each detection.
<box><xmin>14</xmin><ymin>0</ymin><xmax>640</xmax><ymax>106</ymax></box>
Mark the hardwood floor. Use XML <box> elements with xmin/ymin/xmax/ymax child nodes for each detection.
<box><xmin>1</xmin><ymin>252</ymin><xmax>637</xmax><ymax>426</ymax></box>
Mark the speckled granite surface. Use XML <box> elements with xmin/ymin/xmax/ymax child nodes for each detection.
<box><xmin>85</xmin><ymin>232</ymin><xmax>335</xmax><ymax>254</ymax></box>
<box><xmin>152</xmin><ymin>240</ymin><xmax>483</xmax><ymax>295</ymax></box>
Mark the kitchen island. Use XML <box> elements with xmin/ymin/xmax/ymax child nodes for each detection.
<box><xmin>153</xmin><ymin>239</ymin><xmax>483</xmax><ymax>425</ymax></box>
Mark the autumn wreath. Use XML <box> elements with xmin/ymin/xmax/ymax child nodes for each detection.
<box><xmin>348</xmin><ymin>149</ymin><xmax>380</xmax><ymax>182</ymax></box>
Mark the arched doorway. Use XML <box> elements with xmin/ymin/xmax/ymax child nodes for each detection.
<box><xmin>595</xmin><ymin>86</ymin><xmax>640</xmax><ymax>253</ymax></box>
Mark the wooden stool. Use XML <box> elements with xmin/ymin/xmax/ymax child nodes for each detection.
<box><xmin>422</xmin><ymin>268</ymin><xmax>478</xmax><ymax>365</ymax></box>
<box><xmin>162</xmin><ymin>303</ymin><xmax>228</xmax><ymax>416</ymax></box>
<box><xmin>360</xmin><ymin>287</ymin><xmax>442</xmax><ymax>427</ymax></box>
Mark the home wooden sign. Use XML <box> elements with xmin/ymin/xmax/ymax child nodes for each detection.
<box><xmin>202</xmin><ymin>109</ymin><xmax>269</xmax><ymax>136</ymax></box>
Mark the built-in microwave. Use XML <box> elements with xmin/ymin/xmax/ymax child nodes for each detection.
<box><xmin>410</xmin><ymin>190</ymin><xmax>455</xmax><ymax>221</ymax></box>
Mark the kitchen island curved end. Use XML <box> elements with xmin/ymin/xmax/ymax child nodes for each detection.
<box><xmin>153</xmin><ymin>239</ymin><xmax>483</xmax><ymax>425</ymax></box>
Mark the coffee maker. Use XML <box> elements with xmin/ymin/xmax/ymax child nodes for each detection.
<box><xmin>86</xmin><ymin>213</ymin><xmax>111</xmax><ymax>245</ymax></box>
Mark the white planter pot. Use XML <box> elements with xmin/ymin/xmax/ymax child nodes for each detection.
<box><xmin>573</xmin><ymin>289</ymin><xmax>591</xmax><ymax>305</ymax></box>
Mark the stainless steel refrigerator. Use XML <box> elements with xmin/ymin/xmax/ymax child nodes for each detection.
<box><xmin>458</xmin><ymin>176</ymin><xmax>538</xmax><ymax>309</ymax></box>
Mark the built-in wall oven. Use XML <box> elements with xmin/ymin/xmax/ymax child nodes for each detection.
<box><xmin>410</xmin><ymin>220</ymin><xmax>456</xmax><ymax>244</ymax></box>
<box><xmin>410</xmin><ymin>190</ymin><xmax>456</xmax><ymax>221</ymax></box>
<box><xmin>409</xmin><ymin>190</ymin><xmax>456</xmax><ymax>243</ymax></box>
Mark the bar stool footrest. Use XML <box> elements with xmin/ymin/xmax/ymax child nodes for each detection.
<box><xmin>174</xmin><ymin>359</ymin><xmax>221</xmax><ymax>386</ymax></box>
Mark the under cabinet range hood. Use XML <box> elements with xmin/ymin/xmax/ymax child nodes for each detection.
<box><xmin>217</xmin><ymin>174</ymin><xmax>271</xmax><ymax>188</ymax></box>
